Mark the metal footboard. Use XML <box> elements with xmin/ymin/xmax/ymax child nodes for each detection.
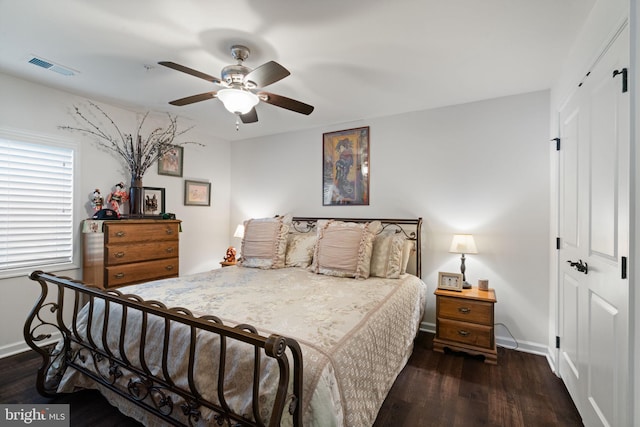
<box><xmin>24</xmin><ymin>271</ymin><xmax>304</xmax><ymax>427</ymax></box>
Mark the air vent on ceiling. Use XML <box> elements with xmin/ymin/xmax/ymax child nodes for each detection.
<box><xmin>28</xmin><ymin>55</ymin><xmax>77</xmax><ymax>76</ymax></box>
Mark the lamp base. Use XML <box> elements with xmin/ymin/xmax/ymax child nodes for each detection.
<box><xmin>462</xmin><ymin>281</ymin><xmax>472</xmax><ymax>289</ymax></box>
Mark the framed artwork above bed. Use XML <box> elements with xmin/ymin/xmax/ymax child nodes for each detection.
<box><xmin>322</xmin><ymin>126</ymin><xmax>370</xmax><ymax>206</ymax></box>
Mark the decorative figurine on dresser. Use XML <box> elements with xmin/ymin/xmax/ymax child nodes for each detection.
<box><xmin>433</xmin><ymin>284</ymin><xmax>498</xmax><ymax>364</ymax></box>
<box><xmin>91</xmin><ymin>189</ymin><xmax>103</xmax><ymax>212</ymax></box>
<box><xmin>107</xmin><ymin>182</ymin><xmax>128</xmax><ymax>216</ymax></box>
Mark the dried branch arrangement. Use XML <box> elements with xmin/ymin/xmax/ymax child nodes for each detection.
<box><xmin>60</xmin><ymin>101</ymin><xmax>201</xmax><ymax>178</ymax></box>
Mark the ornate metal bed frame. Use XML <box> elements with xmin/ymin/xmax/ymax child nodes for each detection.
<box><xmin>23</xmin><ymin>217</ymin><xmax>422</xmax><ymax>427</ymax></box>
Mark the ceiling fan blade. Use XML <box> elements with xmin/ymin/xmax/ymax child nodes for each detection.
<box><xmin>240</xmin><ymin>108</ymin><xmax>258</xmax><ymax>123</ymax></box>
<box><xmin>158</xmin><ymin>61</ymin><xmax>222</xmax><ymax>85</ymax></box>
<box><xmin>168</xmin><ymin>92</ymin><xmax>217</xmax><ymax>106</ymax></box>
<box><xmin>244</xmin><ymin>61</ymin><xmax>290</xmax><ymax>88</ymax></box>
<box><xmin>259</xmin><ymin>92</ymin><xmax>314</xmax><ymax>115</ymax></box>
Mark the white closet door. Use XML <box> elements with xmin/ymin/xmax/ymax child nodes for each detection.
<box><xmin>557</xmin><ymin>24</ymin><xmax>630</xmax><ymax>427</ymax></box>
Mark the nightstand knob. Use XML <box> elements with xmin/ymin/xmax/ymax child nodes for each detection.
<box><xmin>457</xmin><ymin>330</ymin><xmax>470</xmax><ymax>337</ymax></box>
<box><xmin>115</xmin><ymin>252</ymin><xmax>125</xmax><ymax>258</ymax></box>
<box><xmin>458</xmin><ymin>307</ymin><xmax>471</xmax><ymax>314</ymax></box>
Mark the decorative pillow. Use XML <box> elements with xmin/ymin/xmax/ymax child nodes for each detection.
<box><xmin>370</xmin><ymin>232</ymin><xmax>407</xmax><ymax>279</ymax></box>
<box><xmin>285</xmin><ymin>232</ymin><xmax>317</xmax><ymax>267</ymax></box>
<box><xmin>310</xmin><ymin>220</ymin><xmax>382</xmax><ymax>279</ymax></box>
<box><xmin>239</xmin><ymin>215</ymin><xmax>291</xmax><ymax>269</ymax></box>
<box><xmin>401</xmin><ymin>239</ymin><xmax>415</xmax><ymax>274</ymax></box>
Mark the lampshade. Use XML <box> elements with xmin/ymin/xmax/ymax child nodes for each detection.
<box><xmin>217</xmin><ymin>89</ymin><xmax>259</xmax><ymax>115</ymax></box>
<box><xmin>449</xmin><ymin>234</ymin><xmax>478</xmax><ymax>254</ymax></box>
<box><xmin>233</xmin><ymin>224</ymin><xmax>245</xmax><ymax>239</ymax></box>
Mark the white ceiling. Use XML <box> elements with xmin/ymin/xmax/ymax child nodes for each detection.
<box><xmin>0</xmin><ymin>0</ymin><xmax>594</xmax><ymax>141</ymax></box>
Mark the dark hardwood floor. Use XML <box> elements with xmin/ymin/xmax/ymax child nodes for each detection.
<box><xmin>1</xmin><ymin>332</ymin><xmax>582</xmax><ymax>426</ymax></box>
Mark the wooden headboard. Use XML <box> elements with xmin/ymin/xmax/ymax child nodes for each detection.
<box><xmin>290</xmin><ymin>217</ymin><xmax>423</xmax><ymax>278</ymax></box>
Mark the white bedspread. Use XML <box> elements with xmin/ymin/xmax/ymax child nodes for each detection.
<box><xmin>57</xmin><ymin>266</ymin><xmax>426</xmax><ymax>426</ymax></box>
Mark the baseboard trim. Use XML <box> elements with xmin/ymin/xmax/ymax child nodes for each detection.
<box><xmin>420</xmin><ymin>321</ymin><xmax>548</xmax><ymax>357</ymax></box>
<box><xmin>0</xmin><ymin>332</ymin><xmax>61</xmax><ymax>359</ymax></box>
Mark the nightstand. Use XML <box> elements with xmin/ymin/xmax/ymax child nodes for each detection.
<box><xmin>433</xmin><ymin>287</ymin><xmax>497</xmax><ymax>364</ymax></box>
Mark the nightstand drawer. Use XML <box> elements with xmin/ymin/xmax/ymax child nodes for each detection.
<box><xmin>438</xmin><ymin>296</ymin><xmax>493</xmax><ymax>324</ymax></box>
<box><xmin>106</xmin><ymin>242</ymin><xmax>179</xmax><ymax>265</ymax></box>
<box><xmin>438</xmin><ymin>318</ymin><xmax>493</xmax><ymax>348</ymax></box>
<box><xmin>105</xmin><ymin>257</ymin><xmax>179</xmax><ymax>287</ymax></box>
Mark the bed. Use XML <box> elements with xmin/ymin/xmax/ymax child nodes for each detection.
<box><xmin>24</xmin><ymin>217</ymin><xmax>426</xmax><ymax>427</ymax></box>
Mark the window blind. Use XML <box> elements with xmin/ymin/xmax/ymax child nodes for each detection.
<box><xmin>0</xmin><ymin>138</ymin><xmax>74</xmax><ymax>271</ymax></box>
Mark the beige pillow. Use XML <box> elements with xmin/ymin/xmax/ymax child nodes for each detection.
<box><xmin>310</xmin><ymin>220</ymin><xmax>382</xmax><ymax>279</ymax></box>
<box><xmin>285</xmin><ymin>232</ymin><xmax>317</xmax><ymax>267</ymax></box>
<box><xmin>401</xmin><ymin>239</ymin><xmax>415</xmax><ymax>274</ymax></box>
<box><xmin>239</xmin><ymin>215</ymin><xmax>290</xmax><ymax>269</ymax></box>
<box><xmin>370</xmin><ymin>232</ymin><xmax>407</xmax><ymax>279</ymax></box>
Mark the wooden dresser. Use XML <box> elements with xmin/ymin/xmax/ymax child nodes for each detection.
<box><xmin>433</xmin><ymin>287</ymin><xmax>497</xmax><ymax>364</ymax></box>
<box><xmin>82</xmin><ymin>219</ymin><xmax>180</xmax><ymax>289</ymax></box>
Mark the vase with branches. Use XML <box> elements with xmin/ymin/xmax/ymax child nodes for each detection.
<box><xmin>60</xmin><ymin>101</ymin><xmax>201</xmax><ymax>215</ymax></box>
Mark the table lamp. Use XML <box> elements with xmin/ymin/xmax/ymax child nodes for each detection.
<box><xmin>449</xmin><ymin>234</ymin><xmax>477</xmax><ymax>289</ymax></box>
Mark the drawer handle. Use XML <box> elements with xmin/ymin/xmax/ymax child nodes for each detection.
<box><xmin>457</xmin><ymin>330</ymin><xmax>470</xmax><ymax>337</ymax></box>
<box><xmin>114</xmin><ymin>252</ymin><xmax>125</xmax><ymax>258</ymax></box>
<box><xmin>166</xmin><ymin>247</ymin><xmax>174</xmax><ymax>253</ymax></box>
<box><xmin>458</xmin><ymin>307</ymin><xmax>471</xmax><ymax>314</ymax></box>
<box><xmin>115</xmin><ymin>231</ymin><xmax>126</xmax><ymax>237</ymax></box>
<box><xmin>165</xmin><ymin>265</ymin><xmax>174</xmax><ymax>271</ymax></box>
<box><xmin>165</xmin><ymin>228</ymin><xmax>174</xmax><ymax>235</ymax></box>
<box><xmin>114</xmin><ymin>273</ymin><xmax>125</xmax><ymax>279</ymax></box>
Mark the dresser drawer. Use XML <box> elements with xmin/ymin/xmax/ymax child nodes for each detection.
<box><xmin>105</xmin><ymin>258</ymin><xmax>179</xmax><ymax>287</ymax></box>
<box><xmin>438</xmin><ymin>318</ymin><xmax>493</xmax><ymax>348</ymax></box>
<box><xmin>106</xmin><ymin>242</ymin><xmax>179</xmax><ymax>265</ymax></box>
<box><xmin>438</xmin><ymin>296</ymin><xmax>493</xmax><ymax>324</ymax></box>
<box><xmin>105</xmin><ymin>222</ymin><xmax>179</xmax><ymax>244</ymax></box>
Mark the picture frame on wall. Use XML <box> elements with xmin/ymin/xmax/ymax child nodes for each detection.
<box><xmin>158</xmin><ymin>145</ymin><xmax>184</xmax><ymax>177</ymax></box>
<box><xmin>437</xmin><ymin>271</ymin><xmax>464</xmax><ymax>292</ymax></box>
<box><xmin>142</xmin><ymin>187</ymin><xmax>165</xmax><ymax>215</ymax></box>
<box><xmin>184</xmin><ymin>180</ymin><xmax>211</xmax><ymax>206</ymax></box>
<box><xmin>322</xmin><ymin>126</ymin><xmax>370</xmax><ymax>206</ymax></box>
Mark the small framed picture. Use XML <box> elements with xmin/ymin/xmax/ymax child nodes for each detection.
<box><xmin>142</xmin><ymin>187</ymin><xmax>165</xmax><ymax>215</ymax></box>
<box><xmin>158</xmin><ymin>145</ymin><xmax>184</xmax><ymax>177</ymax></box>
<box><xmin>438</xmin><ymin>272</ymin><xmax>464</xmax><ymax>291</ymax></box>
<box><xmin>184</xmin><ymin>180</ymin><xmax>211</xmax><ymax>206</ymax></box>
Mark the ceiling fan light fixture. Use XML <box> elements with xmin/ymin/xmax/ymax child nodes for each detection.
<box><xmin>217</xmin><ymin>89</ymin><xmax>259</xmax><ymax>115</ymax></box>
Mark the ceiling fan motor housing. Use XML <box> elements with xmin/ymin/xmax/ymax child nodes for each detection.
<box><xmin>221</xmin><ymin>64</ymin><xmax>251</xmax><ymax>86</ymax></box>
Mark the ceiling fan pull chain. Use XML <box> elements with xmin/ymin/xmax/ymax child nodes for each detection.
<box><xmin>235</xmin><ymin>115</ymin><xmax>240</xmax><ymax>131</ymax></box>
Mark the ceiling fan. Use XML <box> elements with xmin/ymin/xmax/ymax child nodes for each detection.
<box><xmin>159</xmin><ymin>45</ymin><xmax>314</xmax><ymax>126</ymax></box>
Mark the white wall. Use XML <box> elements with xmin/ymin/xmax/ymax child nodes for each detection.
<box><xmin>230</xmin><ymin>90</ymin><xmax>551</xmax><ymax>352</ymax></box>
<box><xmin>0</xmin><ymin>72</ymin><xmax>232</xmax><ymax>356</ymax></box>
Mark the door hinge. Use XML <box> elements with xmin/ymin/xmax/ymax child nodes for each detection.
<box><xmin>622</xmin><ymin>256</ymin><xmax>627</xmax><ymax>279</ymax></box>
<box><xmin>556</xmin><ymin>336</ymin><xmax>560</xmax><ymax>349</ymax></box>
<box><xmin>551</xmin><ymin>137</ymin><xmax>560</xmax><ymax>151</ymax></box>
<box><xmin>612</xmin><ymin>68</ymin><xmax>628</xmax><ymax>93</ymax></box>
<box><xmin>556</xmin><ymin>237</ymin><xmax>561</xmax><ymax>250</ymax></box>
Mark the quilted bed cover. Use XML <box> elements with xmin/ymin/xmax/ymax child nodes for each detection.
<box><xmin>55</xmin><ymin>266</ymin><xmax>427</xmax><ymax>426</ymax></box>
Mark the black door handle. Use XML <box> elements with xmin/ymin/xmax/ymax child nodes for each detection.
<box><xmin>567</xmin><ymin>259</ymin><xmax>588</xmax><ymax>274</ymax></box>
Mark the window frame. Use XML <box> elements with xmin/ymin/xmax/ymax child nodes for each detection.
<box><xmin>0</xmin><ymin>127</ymin><xmax>81</xmax><ymax>279</ymax></box>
